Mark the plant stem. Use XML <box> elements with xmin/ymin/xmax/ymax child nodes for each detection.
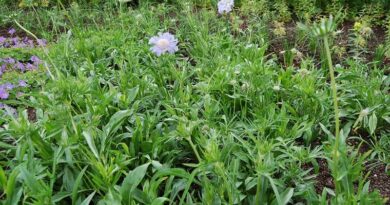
<box><xmin>323</xmin><ymin>37</ymin><xmax>340</xmax><ymax>147</ymax></box>
<box><xmin>324</xmin><ymin>36</ymin><xmax>341</xmax><ymax>193</ymax></box>
<box><xmin>186</xmin><ymin>137</ymin><xmax>201</xmax><ymax>162</ymax></box>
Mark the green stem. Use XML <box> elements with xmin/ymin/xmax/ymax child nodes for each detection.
<box><xmin>323</xmin><ymin>36</ymin><xmax>341</xmax><ymax>192</ymax></box>
<box><xmin>323</xmin><ymin>37</ymin><xmax>340</xmax><ymax>146</ymax></box>
<box><xmin>186</xmin><ymin>137</ymin><xmax>201</xmax><ymax>162</ymax></box>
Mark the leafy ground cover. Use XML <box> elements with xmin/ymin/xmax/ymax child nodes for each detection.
<box><xmin>0</xmin><ymin>0</ymin><xmax>389</xmax><ymax>204</ymax></box>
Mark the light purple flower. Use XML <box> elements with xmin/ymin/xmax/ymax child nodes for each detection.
<box><xmin>0</xmin><ymin>36</ymin><xmax>6</xmax><ymax>44</ymax></box>
<box><xmin>26</xmin><ymin>63</ymin><xmax>36</xmax><ymax>70</ymax></box>
<box><xmin>217</xmin><ymin>0</ymin><xmax>234</xmax><ymax>14</ymax></box>
<box><xmin>15</xmin><ymin>62</ymin><xmax>25</xmax><ymax>71</ymax></box>
<box><xmin>0</xmin><ymin>88</ymin><xmax>9</xmax><ymax>99</ymax></box>
<box><xmin>149</xmin><ymin>32</ymin><xmax>179</xmax><ymax>56</ymax></box>
<box><xmin>3</xmin><ymin>57</ymin><xmax>15</xmax><ymax>64</ymax></box>
<box><xmin>37</xmin><ymin>39</ymin><xmax>47</xmax><ymax>46</ymax></box>
<box><xmin>11</xmin><ymin>37</ymin><xmax>19</xmax><ymax>45</ymax></box>
<box><xmin>18</xmin><ymin>80</ymin><xmax>28</xmax><ymax>87</ymax></box>
<box><xmin>3</xmin><ymin>83</ymin><xmax>14</xmax><ymax>90</ymax></box>
<box><xmin>27</xmin><ymin>40</ymin><xmax>34</xmax><ymax>47</ymax></box>
<box><xmin>0</xmin><ymin>64</ymin><xmax>6</xmax><ymax>72</ymax></box>
<box><xmin>8</xmin><ymin>28</ymin><xmax>16</xmax><ymax>36</ymax></box>
<box><xmin>30</xmin><ymin>56</ymin><xmax>41</xmax><ymax>65</ymax></box>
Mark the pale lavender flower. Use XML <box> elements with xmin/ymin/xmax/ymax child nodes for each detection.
<box><xmin>37</xmin><ymin>39</ymin><xmax>47</xmax><ymax>46</ymax></box>
<box><xmin>15</xmin><ymin>62</ymin><xmax>25</xmax><ymax>71</ymax></box>
<box><xmin>11</xmin><ymin>37</ymin><xmax>19</xmax><ymax>45</ymax></box>
<box><xmin>8</xmin><ymin>28</ymin><xmax>16</xmax><ymax>36</ymax></box>
<box><xmin>4</xmin><ymin>57</ymin><xmax>15</xmax><ymax>64</ymax></box>
<box><xmin>18</xmin><ymin>80</ymin><xmax>28</xmax><ymax>87</ymax></box>
<box><xmin>0</xmin><ymin>88</ymin><xmax>9</xmax><ymax>99</ymax></box>
<box><xmin>31</xmin><ymin>56</ymin><xmax>41</xmax><ymax>65</ymax></box>
<box><xmin>28</xmin><ymin>40</ymin><xmax>34</xmax><ymax>47</ymax></box>
<box><xmin>217</xmin><ymin>0</ymin><xmax>234</xmax><ymax>14</ymax></box>
<box><xmin>0</xmin><ymin>64</ymin><xmax>6</xmax><ymax>72</ymax></box>
<box><xmin>3</xmin><ymin>83</ymin><xmax>14</xmax><ymax>90</ymax></box>
<box><xmin>149</xmin><ymin>32</ymin><xmax>179</xmax><ymax>56</ymax></box>
<box><xmin>26</xmin><ymin>63</ymin><xmax>36</xmax><ymax>70</ymax></box>
<box><xmin>0</xmin><ymin>36</ymin><xmax>6</xmax><ymax>44</ymax></box>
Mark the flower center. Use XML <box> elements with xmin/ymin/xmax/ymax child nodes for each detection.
<box><xmin>156</xmin><ymin>39</ymin><xmax>169</xmax><ymax>49</ymax></box>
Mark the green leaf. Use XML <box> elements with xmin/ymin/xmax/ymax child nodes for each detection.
<box><xmin>120</xmin><ymin>163</ymin><xmax>150</xmax><ymax>204</ymax></box>
<box><xmin>103</xmin><ymin>110</ymin><xmax>132</xmax><ymax>137</ymax></box>
<box><xmin>279</xmin><ymin>188</ymin><xmax>294</xmax><ymax>205</ymax></box>
<box><xmin>5</xmin><ymin>169</ymin><xmax>21</xmax><ymax>205</ymax></box>
<box><xmin>80</xmin><ymin>191</ymin><xmax>96</xmax><ymax>205</ymax></box>
<box><xmin>368</xmin><ymin>113</ymin><xmax>377</xmax><ymax>135</ymax></box>
<box><xmin>72</xmin><ymin>166</ymin><xmax>88</xmax><ymax>205</ymax></box>
<box><xmin>0</xmin><ymin>166</ymin><xmax>7</xmax><ymax>189</ymax></box>
<box><xmin>151</xmin><ymin>197</ymin><xmax>169</xmax><ymax>205</ymax></box>
<box><xmin>127</xmin><ymin>86</ymin><xmax>139</xmax><ymax>103</ymax></box>
<box><xmin>83</xmin><ymin>131</ymin><xmax>99</xmax><ymax>159</ymax></box>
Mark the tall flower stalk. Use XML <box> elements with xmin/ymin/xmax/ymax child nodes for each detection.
<box><xmin>299</xmin><ymin>15</ymin><xmax>342</xmax><ymax>190</ymax></box>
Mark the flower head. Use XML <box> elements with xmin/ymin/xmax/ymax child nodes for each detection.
<box><xmin>217</xmin><ymin>0</ymin><xmax>234</xmax><ymax>14</ymax></box>
<box><xmin>18</xmin><ymin>80</ymin><xmax>28</xmax><ymax>87</ymax></box>
<box><xmin>26</xmin><ymin>63</ymin><xmax>37</xmax><ymax>70</ymax></box>
<box><xmin>3</xmin><ymin>83</ymin><xmax>14</xmax><ymax>90</ymax></box>
<box><xmin>37</xmin><ymin>39</ymin><xmax>47</xmax><ymax>47</ymax></box>
<box><xmin>0</xmin><ymin>36</ymin><xmax>6</xmax><ymax>44</ymax></box>
<box><xmin>8</xmin><ymin>28</ymin><xmax>16</xmax><ymax>36</ymax></box>
<box><xmin>360</xmin><ymin>108</ymin><xmax>370</xmax><ymax>117</ymax></box>
<box><xmin>30</xmin><ymin>56</ymin><xmax>41</xmax><ymax>65</ymax></box>
<box><xmin>0</xmin><ymin>88</ymin><xmax>9</xmax><ymax>99</ymax></box>
<box><xmin>149</xmin><ymin>32</ymin><xmax>179</xmax><ymax>56</ymax></box>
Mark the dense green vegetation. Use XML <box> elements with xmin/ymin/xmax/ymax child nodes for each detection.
<box><xmin>0</xmin><ymin>0</ymin><xmax>389</xmax><ymax>204</ymax></box>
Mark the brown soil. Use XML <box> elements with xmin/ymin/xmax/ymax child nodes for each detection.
<box><xmin>366</xmin><ymin>163</ymin><xmax>390</xmax><ymax>204</ymax></box>
<box><xmin>303</xmin><ymin>157</ymin><xmax>389</xmax><ymax>203</ymax></box>
<box><xmin>27</xmin><ymin>107</ymin><xmax>37</xmax><ymax>122</ymax></box>
<box><xmin>267</xmin><ymin>20</ymin><xmax>388</xmax><ymax>67</ymax></box>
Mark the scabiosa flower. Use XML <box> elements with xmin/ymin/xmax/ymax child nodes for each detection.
<box><xmin>15</xmin><ymin>62</ymin><xmax>25</xmax><ymax>71</ymax></box>
<box><xmin>30</xmin><ymin>56</ymin><xmax>41</xmax><ymax>65</ymax></box>
<box><xmin>26</xmin><ymin>63</ymin><xmax>36</xmax><ymax>70</ymax></box>
<box><xmin>0</xmin><ymin>88</ymin><xmax>9</xmax><ymax>99</ymax></box>
<box><xmin>149</xmin><ymin>32</ymin><xmax>179</xmax><ymax>56</ymax></box>
<box><xmin>0</xmin><ymin>36</ymin><xmax>6</xmax><ymax>44</ymax></box>
<box><xmin>8</xmin><ymin>28</ymin><xmax>16</xmax><ymax>36</ymax></box>
<box><xmin>3</xmin><ymin>83</ymin><xmax>14</xmax><ymax>90</ymax></box>
<box><xmin>217</xmin><ymin>0</ymin><xmax>234</xmax><ymax>14</ymax></box>
<box><xmin>37</xmin><ymin>39</ymin><xmax>47</xmax><ymax>46</ymax></box>
<box><xmin>3</xmin><ymin>57</ymin><xmax>15</xmax><ymax>64</ymax></box>
<box><xmin>18</xmin><ymin>80</ymin><xmax>28</xmax><ymax>87</ymax></box>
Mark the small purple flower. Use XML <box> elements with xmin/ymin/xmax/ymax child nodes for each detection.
<box><xmin>0</xmin><ymin>88</ymin><xmax>9</xmax><ymax>99</ymax></box>
<box><xmin>27</xmin><ymin>40</ymin><xmax>34</xmax><ymax>47</ymax></box>
<box><xmin>0</xmin><ymin>103</ymin><xmax>4</xmax><ymax>108</ymax></box>
<box><xmin>3</xmin><ymin>57</ymin><xmax>15</xmax><ymax>64</ymax></box>
<box><xmin>30</xmin><ymin>56</ymin><xmax>41</xmax><ymax>65</ymax></box>
<box><xmin>26</xmin><ymin>63</ymin><xmax>37</xmax><ymax>70</ymax></box>
<box><xmin>15</xmin><ymin>62</ymin><xmax>25</xmax><ymax>71</ymax></box>
<box><xmin>217</xmin><ymin>0</ymin><xmax>234</xmax><ymax>14</ymax></box>
<box><xmin>0</xmin><ymin>36</ymin><xmax>6</xmax><ymax>44</ymax></box>
<box><xmin>18</xmin><ymin>80</ymin><xmax>28</xmax><ymax>87</ymax></box>
<box><xmin>37</xmin><ymin>39</ymin><xmax>47</xmax><ymax>46</ymax></box>
<box><xmin>3</xmin><ymin>83</ymin><xmax>14</xmax><ymax>90</ymax></box>
<box><xmin>8</xmin><ymin>28</ymin><xmax>16</xmax><ymax>36</ymax></box>
<box><xmin>11</xmin><ymin>37</ymin><xmax>19</xmax><ymax>45</ymax></box>
<box><xmin>149</xmin><ymin>32</ymin><xmax>179</xmax><ymax>56</ymax></box>
<box><xmin>0</xmin><ymin>64</ymin><xmax>6</xmax><ymax>72</ymax></box>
